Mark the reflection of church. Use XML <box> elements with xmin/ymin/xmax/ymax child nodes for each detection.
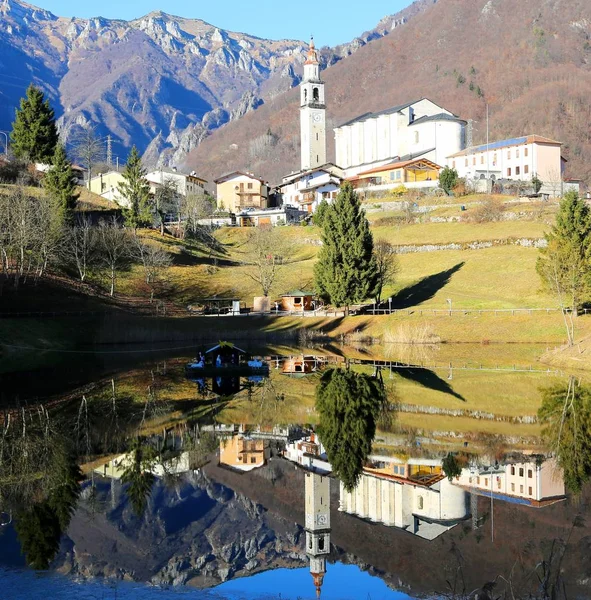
<box><xmin>305</xmin><ymin>471</ymin><xmax>331</xmax><ymax>598</ymax></box>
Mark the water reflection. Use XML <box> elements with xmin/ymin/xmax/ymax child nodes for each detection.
<box><xmin>0</xmin><ymin>350</ymin><xmax>590</xmax><ymax>598</ymax></box>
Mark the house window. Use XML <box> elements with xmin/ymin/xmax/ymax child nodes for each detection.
<box><xmin>524</xmin><ymin>147</ymin><xmax>529</xmax><ymax>157</ymax></box>
<box><xmin>516</xmin><ymin>166</ymin><xmax>520</xmax><ymax>175</ymax></box>
<box><xmin>528</xmin><ymin>487</ymin><xmax>533</xmax><ymax>495</ymax></box>
<box><xmin>493</xmin><ymin>153</ymin><xmax>497</xmax><ymax>166</ymax></box>
<box><xmin>507</xmin><ymin>168</ymin><xmax>512</xmax><ymax>176</ymax></box>
<box><xmin>497</xmin><ymin>477</ymin><xmax>501</xmax><ymax>489</ymax></box>
<box><xmin>452</xmin><ymin>160</ymin><xmax>456</xmax><ymax>168</ymax></box>
<box><xmin>524</xmin><ymin>165</ymin><xmax>529</xmax><ymax>174</ymax></box>
<box><xmin>528</xmin><ymin>470</ymin><xmax>533</xmax><ymax>478</ymax></box>
<box><xmin>251</xmin><ymin>456</ymin><xmax>257</xmax><ymax>464</ymax></box>
<box><xmin>414</xmin><ymin>131</ymin><xmax>419</xmax><ymax>144</ymax></box>
<box><xmin>417</xmin><ymin>496</ymin><xmax>424</xmax><ymax>510</ymax></box>
<box><xmin>473</xmin><ymin>156</ymin><xmax>476</xmax><ymax>166</ymax></box>
<box><xmin>477</xmin><ymin>477</ymin><xmax>480</xmax><ymax>485</ymax></box>
<box><xmin>516</xmin><ymin>148</ymin><xmax>520</xmax><ymax>158</ymax></box>
<box><xmin>519</xmin><ymin>468</ymin><xmax>524</xmax><ymax>477</ymax></box>
<box><xmin>465</xmin><ymin>158</ymin><xmax>468</xmax><ymax>167</ymax></box>
<box><xmin>481</xmin><ymin>154</ymin><xmax>485</xmax><ymax>164</ymax></box>
<box><xmin>511</xmin><ymin>483</ymin><xmax>515</xmax><ymax>492</ymax></box>
<box><xmin>332</xmin><ymin>192</ymin><xmax>338</xmax><ymax>199</ymax></box>
<box><xmin>247</xmin><ymin>182</ymin><xmax>253</xmax><ymax>189</ymax></box>
<box><xmin>507</xmin><ymin>150</ymin><xmax>511</xmax><ymax>159</ymax></box>
<box><xmin>393</xmin><ymin>466</ymin><xmax>399</xmax><ymax>474</ymax></box>
<box><xmin>511</xmin><ymin>466</ymin><xmax>515</xmax><ymax>475</ymax></box>
<box><xmin>400</xmin><ymin>467</ymin><xmax>405</xmax><ymax>476</ymax></box>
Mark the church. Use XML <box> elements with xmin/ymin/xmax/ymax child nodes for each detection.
<box><xmin>278</xmin><ymin>38</ymin><xmax>467</xmax><ymax>211</ymax></box>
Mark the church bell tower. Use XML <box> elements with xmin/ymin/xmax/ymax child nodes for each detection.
<box><xmin>300</xmin><ymin>37</ymin><xmax>326</xmax><ymax>171</ymax></box>
<box><xmin>305</xmin><ymin>471</ymin><xmax>331</xmax><ymax>598</ymax></box>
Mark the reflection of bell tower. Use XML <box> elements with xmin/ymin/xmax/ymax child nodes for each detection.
<box><xmin>305</xmin><ymin>471</ymin><xmax>331</xmax><ymax>598</ymax></box>
<box><xmin>300</xmin><ymin>37</ymin><xmax>326</xmax><ymax>171</ymax></box>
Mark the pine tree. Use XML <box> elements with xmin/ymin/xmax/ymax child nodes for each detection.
<box><xmin>10</xmin><ymin>84</ymin><xmax>58</xmax><ymax>163</ymax></box>
<box><xmin>314</xmin><ymin>182</ymin><xmax>378</xmax><ymax>312</ymax></box>
<box><xmin>316</xmin><ymin>368</ymin><xmax>386</xmax><ymax>492</ymax></box>
<box><xmin>118</xmin><ymin>146</ymin><xmax>151</xmax><ymax>229</ymax></box>
<box><xmin>43</xmin><ymin>144</ymin><xmax>79</xmax><ymax>221</ymax></box>
<box><xmin>537</xmin><ymin>191</ymin><xmax>591</xmax><ymax>323</ymax></box>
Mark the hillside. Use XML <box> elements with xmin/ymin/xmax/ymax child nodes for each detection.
<box><xmin>184</xmin><ymin>0</ymin><xmax>591</xmax><ymax>187</ymax></box>
<box><xmin>0</xmin><ymin>0</ymin><xmax>431</xmax><ymax>167</ymax></box>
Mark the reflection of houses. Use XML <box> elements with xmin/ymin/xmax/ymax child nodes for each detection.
<box><xmin>339</xmin><ymin>457</ymin><xmax>469</xmax><ymax>540</ymax></box>
<box><xmin>280</xmin><ymin>290</ymin><xmax>315</xmax><ymax>312</ymax></box>
<box><xmin>219</xmin><ymin>434</ymin><xmax>270</xmax><ymax>472</ymax></box>
<box><xmin>453</xmin><ymin>458</ymin><xmax>566</xmax><ymax>507</ymax></box>
<box><xmin>305</xmin><ymin>471</ymin><xmax>331</xmax><ymax>599</ymax></box>
<box><xmin>94</xmin><ymin>451</ymin><xmax>199</xmax><ymax>479</ymax></box>
<box><xmin>281</xmin><ymin>355</ymin><xmax>326</xmax><ymax>376</ymax></box>
<box><xmin>284</xmin><ymin>433</ymin><xmax>332</xmax><ymax>474</ymax></box>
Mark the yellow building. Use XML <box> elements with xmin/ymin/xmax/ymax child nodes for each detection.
<box><xmin>214</xmin><ymin>171</ymin><xmax>270</xmax><ymax>213</ymax></box>
<box><xmin>88</xmin><ymin>171</ymin><xmax>128</xmax><ymax>206</ymax></box>
<box><xmin>219</xmin><ymin>435</ymin><xmax>270</xmax><ymax>471</ymax></box>
<box><xmin>350</xmin><ymin>158</ymin><xmax>441</xmax><ymax>192</ymax></box>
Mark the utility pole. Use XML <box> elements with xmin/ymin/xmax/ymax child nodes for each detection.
<box><xmin>106</xmin><ymin>134</ymin><xmax>112</xmax><ymax>168</ymax></box>
<box><xmin>486</xmin><ymin>104</ymin><xmax>490</xmax><ymax>192</ymax></box>
<box><xmin>466</xmin><ymin>119</ymin><xmax>473</xmax><ymax>148</ymax></box>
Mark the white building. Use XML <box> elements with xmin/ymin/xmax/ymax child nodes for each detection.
<box><xmin>334</xmin><ymin>98</ymin><xmax>466</xmax><ymax>178</ymax></box>
<box><xmin>339</xmin><ymin>456</ymin><xmax>469</xmax><ymax>540</ymax></box>
<box><xmin>300</xmin><ymin>37</ymin><xmax>326</xmax><ymax>171</ymax></box>
<box><xmin>284</xmin><ymin>433</ymin><xmax>332</xmax><ymax>474</ymax></box>
<box><xmin>279</xmin><ymin>163</ymin><xmax>344</xmax><ymax>213</ymax></box>
<box><xmin>146</xmin><ymin>167</ymin><xmax>207</xmax><ymax>197</ymax></box>
<box><xmin>447</xmin><ymin>135</ymin><xmax>564</xmax><ymax>195</ymax></box>
<box><xmin>452</xmin><ymin>458</ymin><xmax>566</xmax><ymax>507</ymax></box>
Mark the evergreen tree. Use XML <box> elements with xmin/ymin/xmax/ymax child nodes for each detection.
<box><xmin>314</xmin><ymin>182</ymin><xmax>378</xmax><ymax>312</ymax></box>
<box><xmin>536</xmin><ymin>191</ymin><xmax>591</xmax><ymax>322</ymax></box>
<box><xmin>118</xmin><ymin>146</ymin><xmax>151</xmax><ymax>229</ymax></box>
<box><xmin>15</xmin><ymin>503</ymin><xmax>62</xmax><ymax>570</ymax></box>
<box><xmin>121</xmin><ymin>438</ymin><xmax>157</xmax><ymax>516</ymax></box>
<box><xmin>43</xmin><ymin>144</ymin><xmax>79</xmax><ymax>221</ymax></box>
<box><xmin>10</xmin><ymin>84</ymin><xmax>58</xmax><ymax>163</ymax></box>
<box><xmin>316</xmin><ymin>368</ymin><xmax>386</xmax><ymax>492</ymax></box>
<box><xmin>439</xmin><ymin>166</ymin><xmax>458</xmax><ymax>195</ymax></box>
<box><xmin>312</xmin><ymin>198</ymin><xmax>329</xmax><ymax>227</ymax></box>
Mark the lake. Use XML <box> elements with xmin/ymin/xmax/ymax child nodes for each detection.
<box><xmin>0</xmin><ymin>342</ymin><xmax>589</xmax><ymax>598</ymax></box>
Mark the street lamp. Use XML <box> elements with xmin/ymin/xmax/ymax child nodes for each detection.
<box><xmin>0</xmin><ymin>131</ymin><xmax>9</xmax><ymax>158</ymax></box>
<box><xmin>446</xmin><ymin>298</ymin><xmax>452</xmax><ymax>315</ymax></box>
<box><xmin>388</xmin><ymin>297</ymin><xmax>392</xmax><ymax>314</ymax></box>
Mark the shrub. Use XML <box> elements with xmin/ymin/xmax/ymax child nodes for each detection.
<box><xmin>390</xmin><ymin>184</ymin><xmax>408</xmax><ymax>198</ymax></box>
<box><xmin>465</xmin><ymin>196</ymin><xmax>506</xmax><ymax>223</ymax></box>
<box><xmin>0</xmin><ymin>160</ymin><xmax>40</xmax><ymax>186</ymax></box>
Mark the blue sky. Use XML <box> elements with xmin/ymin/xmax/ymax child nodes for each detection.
<box><xmin>30</xmin><ymin>0</ymin><xmax>413</xmax><ymax>46</ymax></box>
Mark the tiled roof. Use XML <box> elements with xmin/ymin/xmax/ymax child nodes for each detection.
<box><xmin>411</xmin><ymin>113</ymin><xmax>466</xmax><ymax>125</ymax></box>
<box><xmin>355</xmin><ymin>157</ymin><xmax>442</xmax><ymax>178</ymax></box>
<box><xmin>448</xmin><ymin>135</ymin><xmax>562</xmax><ymax>158</ymax></box>
<box><xmin>336</xmin><ymin>99</ymin><xmax>420</xmax><ymax>128</ymax></box>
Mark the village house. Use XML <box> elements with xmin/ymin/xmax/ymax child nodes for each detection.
<box><xmin>146</xmin><ymin>167</ymin><xmax>207</xmax><ymax>197</ymax></box>
<box><xmin>284</xmin><ymin>433</ymin><xmax>331</xmax><ymax>474</ymax></box>
<box><xmin>279</xmin><ymin>290</ymin><xmax>315</xmax><ymax>312</ymax></box>
<box><xmin>447</xmin><ymin>135</ymin><xmax>566</xmax><ymax>195</ymax></box>
<box><xmin>214</xmin><ymin>171</ymin><xmax>270</xmax><ymax>213</ymax></box>
<box><xmin>334</xmin><ymin>99</ymin><xmax>466</xmax><ymax>179</ymax></box>
<box><xmin>219</xmin><ymin>434</ymin><xmax>270</xmax><ymax>471</ymax></box>
<box><xmin>452</xmin><ymin>458</ymin><xmax>566</xmax><ymax>507</ymax></box>
<box><xmin>234</xmin><ymin>206</ymin><xmax>302</xmax><ymax>227</ymax></box>
<box><xmin>279</xmin><ymin>163</ymin><xmax>344</xmax><ymax>213</ymax></box>
<box><xmin>339</xmin><ymin>456</ymin><xmax>469</xmax><ymax>540</ymax></box>
<box><xmin>88</xmin><ymin>170</ymin><xmax>128</xmax><ymax>206</ymax></box>
<box><xmin>348</xmin><ymin>157</ymin><xmax>442</xmax><ymax>195</ymax></box>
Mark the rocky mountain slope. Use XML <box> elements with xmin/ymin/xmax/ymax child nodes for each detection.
<box><xmin>0</xmin><ymin>0</ymin><xmax>429</xmax><ymax>168</ymax></box>
<box><xmin>183</xmin><ymin>0</ymin><xmax>591</xmax><ymax>187</ymax></box>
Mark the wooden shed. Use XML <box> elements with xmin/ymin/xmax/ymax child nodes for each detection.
<box><xmin>280</xmin><ymin>290</ymin><xmax>315</xmax><ymax>312</ymax></box>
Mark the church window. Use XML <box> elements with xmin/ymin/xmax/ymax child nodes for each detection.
<box><xmin>524</xmin><ymin>165</ymin><xmax>529</xmax><ymax>174</ymax></box>
<box><xmin>465</xmin><ymin>158</ymin><xmax>468</xmax><ymax>167</ymax></box>
<box><xmin>304</xmin><ymin>89</ymin><xmax>308</xmax><ymax>103</ymax></box>
<box><xmin>417</xmin><ymin>496</ymin><xmax>424</xmax><ymax>510</ymax></box>
<box><xmin>414</xmin><ymin>131</ymin><xmax>419</xmax><ymax>144</ymax></box>
<box><xmin>473</xmin><ymin>156</ymin><xmax>476</xmax><ymax>166</ymax></box>
<box><xmin>528</xmin><ymin>486</ymin><xmax>532</xmax><ymax>495</ymax></box>
<box><xmin>507</xmin><ymin>150</ymin><xmax>511</xmax><ymax>159</ymax></box>
<box><xmin>313</xmin><ymin>87</ymin><xmax>320</xmax><ymax>102</ymax></box>
<box><xmin>481</xmin><ymin>154</ymin><xmax>485</xmax><ymax>164</ymax></box>
<box><xmin>516</xmin><ymin>148</ymin><xmax>520</xmax><ymax>158</ymax></box>
<box><xmin>316</xmin><ymin>133</ymin><xmax>319</xmax><ymax>141</ymax></box>
<box><xmin>309</xmin><ymin>538</ymin><xmax>312</xmax><ymax>550</ymax></box>
<box><xmin>516</xmin><ymin>166</ymin><xmax>520</xmax><ymax>175</ymax></box>
<box><xmin>319</xmin><ymin>536</ymin><xmax>325</xmax><ymax>551</ymax></box>
<box><xmin>524</xmin><ymin>147</ymin><xmax>529</xmax><ymax>157</ymax></box>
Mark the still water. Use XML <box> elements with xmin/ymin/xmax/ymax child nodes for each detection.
<box><xmin>0</xmin><ymin>344</ymin><xmax>589</xmax><ymax>599</ymax></box>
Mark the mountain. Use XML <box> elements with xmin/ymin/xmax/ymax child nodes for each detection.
<box><xmin>183</xmin><ymin>0</ymin><xmax>591</xmax><ymax>187</ymax></box>
<box><xmin>0</xmin><ymin>0</ymin><xmax>425</xmax><ymax>168</ymax></box>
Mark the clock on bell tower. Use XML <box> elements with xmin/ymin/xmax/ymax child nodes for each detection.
<box><xmin>300</xmin><ymin>36</ymin><xmax>326</xmax><ymax>171</ymax></box>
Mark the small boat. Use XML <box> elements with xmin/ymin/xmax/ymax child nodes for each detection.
<box><xmin>185</xmin><ymin>342</ymin><xmax>269</xmax><ymax>376</ymax></box>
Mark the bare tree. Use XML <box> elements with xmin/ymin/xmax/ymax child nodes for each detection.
<box><xmin>132</xmin><ymin>236</ymin><xmax>172</xmax><ymax>302</ymax></box>
<box><xmin>152</xmin><ymin>177</ymin><xmax>178</xmax><ymax>236</ymax></box>
<box><xmin>241</xmin><ymin>225</ymin><xmax>294</xmax><ymax>297</ymax></box>
<box><xmin>97</xmin><ymin>218</ymin><xmax>131</xmax><ymax>296</ymax></box>
<box><xmin>180</xmin><ymin>191</ymin><xmax>215</xmax><ymax>237</ymax></box>
<box><xmin>373</xmin><ymin>240</ymin><xmax>400</xmax><ymax>303</ymax></box>
<box><xmin>64</xmin><ymin>215</ymin><xmax>98</xmax><ymax>282</ymax></box>
<box><xmin>71</xmin><ymin>125</ymin><xmax>105</xmax><ymax>189</ymax></box>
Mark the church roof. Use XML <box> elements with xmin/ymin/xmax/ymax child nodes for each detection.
<box><xmin>411</xmin><ymin>112</ymin><xmax>467</xmax><ymax>125</ymax></box>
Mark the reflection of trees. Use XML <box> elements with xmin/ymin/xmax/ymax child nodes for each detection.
<box><xmin>121</xmin><ymin>438</ymin><xmax>157</xmax><ymax>517</ymax></box>
<box><xmin>316</xmin><ymin>368</ymin><xmax>387</xmax><ymax>492</ymax></box>
<box><xmin>538</xmin><ymin>378</ymin><xmax>591</xmax><ymax>494</ymax></box>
